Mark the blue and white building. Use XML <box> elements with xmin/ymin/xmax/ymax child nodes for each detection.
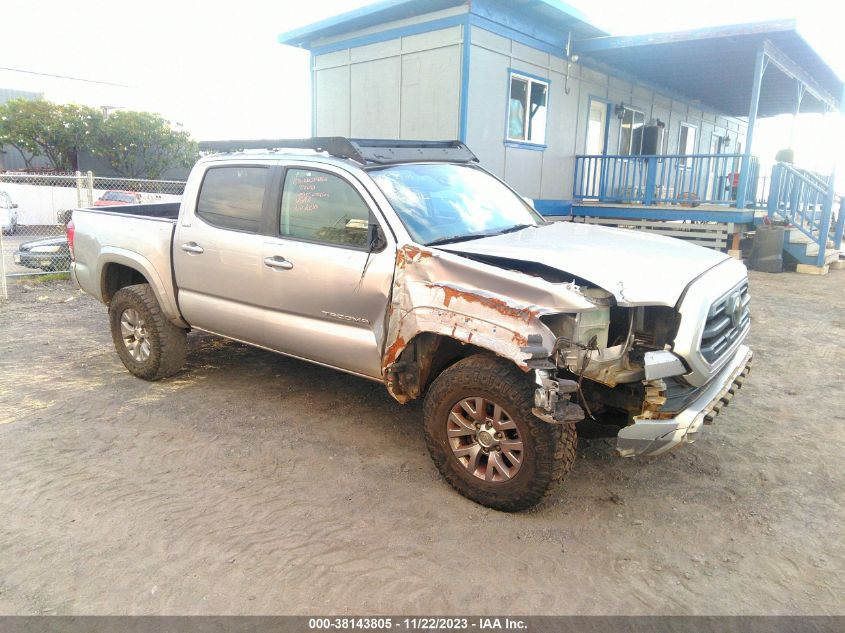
<box><xmin>280</xmin><ymin>0</ymin><xmax>844</xmax><ymax>270</ymax></box>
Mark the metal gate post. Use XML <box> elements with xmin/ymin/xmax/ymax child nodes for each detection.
<box><xmin>0</xmin><ymin>225</ymin><xmax>7</xmax><ymax>300</ymax></box>
<box><xmin>75</xmin><ymin>171</ymin><xmax>84</xmax><ymax>208</ymax></box>
<box><xmin>86</xmin><ymin>171</ymin><xmax>94</xmax><ymax>206</ymax></box>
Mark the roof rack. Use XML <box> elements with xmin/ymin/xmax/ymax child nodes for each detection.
<box><xmin>197</xmin><ymin>137</ymin><xmax>478</xmax><ymax>165</ymax></box>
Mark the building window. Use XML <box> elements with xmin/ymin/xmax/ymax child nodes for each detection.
<box><xmin>618</xmin><ymin>107</ymin><xmax>645</xmax><ymax>155</ymax></box>
<box><xmin>507</xmin><ymin>72</ymin><xmax>548</xmax><ymax>145</ymax></box>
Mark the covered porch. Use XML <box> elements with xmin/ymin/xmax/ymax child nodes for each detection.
<box><xmin>567</xmin><ymin>20</ymin><xmax>844</xmax><ymax>270</ymax></box>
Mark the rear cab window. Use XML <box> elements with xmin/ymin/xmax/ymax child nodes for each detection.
<box><xmin>279</xmin><ymin>168</ymin><xmax>374</xmax><ymax>249</ymax></box>
<box><xmin>196</xmin><ymin>166</ymin><xmax>270</xmax><ymax>233</ymax></box>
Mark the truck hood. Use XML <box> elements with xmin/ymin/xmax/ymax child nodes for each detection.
<box><xmin>435</xmin><ymin>221</ymin><xmax>730</xmax><ymax>306</ymax></box>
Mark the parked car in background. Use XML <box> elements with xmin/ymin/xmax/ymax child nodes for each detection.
<box><xmin>94</xmin><ymin>190</ymin><xmax>144</xmax><ymax>207</ymax></box>
<box><xmin>1</xmin><ymin>190</ymin><xmax>19</xmax><ymax>234</ymax></box>
<box><xmin>14</xmin><ymin>236</ymin><xmax>71</xmax><ymax>271</ymax></box>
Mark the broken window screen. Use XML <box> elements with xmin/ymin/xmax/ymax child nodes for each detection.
<box><xmin>507</xmin><ymin>73</ymin><xmax>548</xmax><ymax>144</ymax></box>
<box><xmin>196</xmin><ymin>166</ymin><xmax>269</xmax><ymax>233</ymax></box>
<box><xmin>279</xmin><ymin>169</ymin><xmax>372</xmax><ymax>249</ymax></box>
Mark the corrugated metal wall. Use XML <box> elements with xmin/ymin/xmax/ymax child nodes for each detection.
<box><xmin>313</xmin><ymin>25</ymin><xmax>463</xmax><ymax>140</ymax></box>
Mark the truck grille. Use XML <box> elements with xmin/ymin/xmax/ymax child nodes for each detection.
<box><xmin>700</xmin><ymin>280</ymin><xmax>750</xmax><ymax>363</ymax></box>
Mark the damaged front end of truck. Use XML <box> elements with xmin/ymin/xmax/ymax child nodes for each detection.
<box><xmin>381</xmin><ymin>229</ymin><xmax>752</xmax><ymax>458</ymax></box>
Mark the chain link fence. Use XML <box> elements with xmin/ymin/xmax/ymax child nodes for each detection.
<box><xmin>0</xmin><ymin>171</ymin><xmax>184</xmax><ymax>299</ymax></box>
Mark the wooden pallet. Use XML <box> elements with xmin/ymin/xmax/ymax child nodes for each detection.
<box><xmin>574</xmin><ymin>216</ymin><xmax>731</xmax><ymax>250</ymax></box>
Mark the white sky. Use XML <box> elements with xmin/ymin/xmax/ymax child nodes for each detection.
<box><xmin>1</xmin><ymin>0</ymin><xmax>843</xmax><ymax>174</ymax></box>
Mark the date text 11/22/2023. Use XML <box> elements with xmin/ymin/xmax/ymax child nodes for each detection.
<box><xmin>307</xmin><ymin>617</ymin><xmax>528</xmax><ymax>630</ymax></box>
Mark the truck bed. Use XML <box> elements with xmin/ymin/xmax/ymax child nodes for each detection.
<box><xmin>80</xmin><ymin>202</ymin><xmax>181</xmax><ymax>220</ymax></box>
<box><xmin>71</xmin><ymin>202</ymin><xmax>184</xmax><ymax>324</ymax></box>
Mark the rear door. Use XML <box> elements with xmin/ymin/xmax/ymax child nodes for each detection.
<box><xmin>173</xmin><ymin>160</ymin><xmax>282</xmax><ymax>347</ymax></box>
<box><xmin>259</xmin><ymin>163</ymin><xmax>396</xmax><ymax>379</ymax></box>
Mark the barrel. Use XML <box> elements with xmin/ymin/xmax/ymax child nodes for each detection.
<box><xmin>749</xmin><ymin>225</ymin><xmax>785</xmax><ymax>273</ymax></box>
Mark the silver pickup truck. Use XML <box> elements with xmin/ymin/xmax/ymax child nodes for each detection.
<box><xmin>70</xmin><ymin>138</ymin><xmax>752</xmax><ymax>511</ymax></box>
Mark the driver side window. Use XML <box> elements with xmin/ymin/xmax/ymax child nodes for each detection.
<box><xmin>279</xmin><ymin>169</ymin><xmax>373</xmax><ymax>249</ymax></box>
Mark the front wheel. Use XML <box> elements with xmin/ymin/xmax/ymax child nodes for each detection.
<box><xmin>108</xmin><ymin>283</ymin><xmax>187</xmax><ymax>380</ymax></box>
<box><xmin>423</xmin><ymin>355</ymin><xmax>577</xmax><ymax>512</ymax></box>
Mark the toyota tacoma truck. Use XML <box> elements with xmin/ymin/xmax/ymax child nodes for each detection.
<box><xmin>70</xmin><ymin>138</ymin><xmax>752</xmax><ymax>511</ymax></box>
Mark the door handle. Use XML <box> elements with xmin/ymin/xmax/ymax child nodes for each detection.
<box><xmin>181</xmin><ymin>242</ymin><xmax>204</xmax><ymax>254</ymax></box>
<box><xmin>264</xmin><ymin>256</ymin><xmax>294</xmax><ymax>270</ymax></box>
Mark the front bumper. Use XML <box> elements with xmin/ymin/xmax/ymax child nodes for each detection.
<box><xmin>616</xmin><ymin>344</ymin><xmax>752</xmax><ymax>457</ymax></box>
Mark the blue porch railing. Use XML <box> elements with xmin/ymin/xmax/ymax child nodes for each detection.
<box><xmin>767</xmin><ymin>162</ymin><xmax>840</xmax><ymax>267</ymax></box>
<box><xmin>574</xmin><ymin>153</ymin><xmax>759</xmax><ymax>207</ymax></box>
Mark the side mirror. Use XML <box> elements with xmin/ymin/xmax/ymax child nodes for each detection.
<box><xmin>368</xmin><ymin>223</ymin><xmax>387</xmax><ymax>252</ymax></box>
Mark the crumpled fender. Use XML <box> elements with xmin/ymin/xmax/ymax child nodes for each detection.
<box><xmin>382</xmin><ymin>244</ymin><xmax>599</xmax><ymax>402</ymax></box>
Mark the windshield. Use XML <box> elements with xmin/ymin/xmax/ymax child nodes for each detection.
<box><xmin>369</xmin><ymin>164</ymin><xmax>543</xmax><ymax>245</ymax></box>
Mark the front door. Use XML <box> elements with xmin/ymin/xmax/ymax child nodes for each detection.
<box><xmin>260</xmin><ymin>165</ymin><xmax>396</xmax><ymax>379</ymax></box>
<box><xmin>585</xmin><ymin>99</ymin><xmax>608</xmax><ymax>199</ymax></box>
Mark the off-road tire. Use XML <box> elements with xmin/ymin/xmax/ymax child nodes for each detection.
<box><xmin>108</xmin><ymin>283</ymin><xmax>187</xmax><ymax>380</ymax></box>
<box><xmin>423</xmin><ymin>354</ymin><xmax>577</xmax><ymax>512</ymax></box>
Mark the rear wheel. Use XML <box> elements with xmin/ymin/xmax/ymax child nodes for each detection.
<box><xmin>108</xmin><ymin>283</ymin><xmax>187</xmax><ymax>380</ymax></box>
<box><xmin>423</xmin><ymin>355</ymin><xmax>577</xmax><ymax>512</ymax></box>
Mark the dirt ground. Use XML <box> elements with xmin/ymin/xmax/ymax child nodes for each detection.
<box><xmin>0</xmin><ymin>270</ymin><xmax>843</xmax><ymax>616</ymax></box>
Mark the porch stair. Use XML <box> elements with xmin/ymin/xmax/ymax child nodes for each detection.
<box><xmin>765</xmin><ymin>162</ymin><xmax>844</xmax><ymax>274</ymax></box>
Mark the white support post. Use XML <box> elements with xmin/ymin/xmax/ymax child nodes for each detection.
<box><xmin>736</xmin><ymin>47</ymin><xmax>767</xmax><ymax>210</ymax></box>
<box><xmin>86</xmin><ymin>171</ymin><xmax>95</xmax><ymax>207</ymax></box>
<box><xmin>789</xmin><ymin>81</ymin><xmax>806</xmax><ymax>148</ymax></box>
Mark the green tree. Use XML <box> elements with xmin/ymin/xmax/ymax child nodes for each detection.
<box><xmin>775</xmin><ymin>148</ymin><xmax>795</xmax><ymax>164</ymax></box>
<box><xmin>0</xmin><ymin>98</ymin><xmax>42</xmax><ymax>169</ymax></box>
<box><xmin>96</xmin><ymin>111</ymin><xmax>198</xmax><ymax>179</ymax></box>
<box><xmin>0</xmin><ymin>98</ymin><xmax>102</xmax><ymax>171</ymax></box>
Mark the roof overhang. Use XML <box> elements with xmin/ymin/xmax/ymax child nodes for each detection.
<box><xmin>574</xmin><ymin>20</ymin><xmax>843</xmax><ymax>117</ymax></box>
<box><xmin>278</xmin><ymin>0</ymin><xmax>606</xmax><ymax>49</ymax></box>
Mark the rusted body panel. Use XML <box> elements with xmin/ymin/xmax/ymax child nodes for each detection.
<box><xmin>382</xmin><ymin>244</ymin><xmax>598</xmax><ymax>401</ymax></box>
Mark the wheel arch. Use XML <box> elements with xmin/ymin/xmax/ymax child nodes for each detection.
<box><xmin>97</xmin><ymin>248</ymin><xmax>185</xmax><ymax>327</ymax></box>
<box><xmin>385</xmin><ymin>331</ymin><xmax>525</xmax><ymax>403</ymax></box>
<box><xmin>102</xmin><ymin>262</ymin><xmax>149</xmax><ymax>304</ymax></box>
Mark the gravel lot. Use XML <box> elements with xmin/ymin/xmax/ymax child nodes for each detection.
<box><xmin>0</xmin><ymin>270</ymin><xmax>843</xmax><ymax>615</ymax></box>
